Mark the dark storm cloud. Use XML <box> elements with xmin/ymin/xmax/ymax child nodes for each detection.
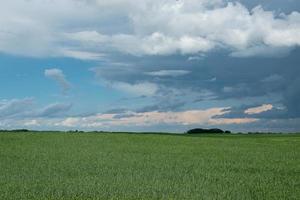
<box><xmin>92</xmin><ymin>48</ymin><xmax>300</xmax><ymax>120</ymax></box>
<box><xmin>236</xmin><ymin>0</ymin><xmax>300</xmax><ymax>13</ymax></box>
<box><xmin>104</xmin><ymin>108</ymin><xmax>130</xmax><ymax>114</ymax></box>
<box><xmin>282</xmin><ymin>77</ymin><xmax>300</xmax><ymax>117</ymax></box>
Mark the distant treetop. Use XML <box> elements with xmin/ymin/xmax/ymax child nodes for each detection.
<box><xmin>186</xmin><ymin>128</ymin><xmax>231</xmax><ymax>134</ymax></box>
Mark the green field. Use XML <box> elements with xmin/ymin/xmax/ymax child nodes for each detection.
<box><xmin>0</xmin><ymin>132</ymin><xmax>299</xmax><ymax>200</ymax></box>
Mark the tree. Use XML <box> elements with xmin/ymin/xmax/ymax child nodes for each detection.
<box><xmin>186</xmin><ymin>128</ymin><xmax>225</xmax><ymax>134</ymax></box>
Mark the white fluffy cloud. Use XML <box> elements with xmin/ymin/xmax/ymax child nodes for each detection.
<box><xmin>0</xmin><ymin>0</ymin><xmax>98</xmax><ymax>57</ymax></box>
<box><xmin>0</xmin><ymin>0</ymin><xmax>299</xmax><ymax>58</ymax></box>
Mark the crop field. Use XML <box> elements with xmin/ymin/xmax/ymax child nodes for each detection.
<box><xmin>0</xmin><ymin>132</ymin><xmax>299</xmax><ymax>200</ymax></box>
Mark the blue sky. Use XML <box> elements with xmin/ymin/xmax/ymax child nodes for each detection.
<box><xmin>0</xmin><ymin>0</ymin><xmax>300</xmax><ymax>132</ymax></box>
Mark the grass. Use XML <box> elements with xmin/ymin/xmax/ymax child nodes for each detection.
<box><xmin>0</xmin><ymin>132</ymin><xmax>299</xmax><ymax>200</ymax></box>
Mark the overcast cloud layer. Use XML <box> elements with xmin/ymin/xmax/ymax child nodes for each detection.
<box><xmin>1</xmin><ymin>0</ymin><xmax>300</xmax><ymax>58</ymax></box>
<box><xmin>0</xmin><ymin>0</ymin><xmax>299</xmax><ymax>132</ymax></box>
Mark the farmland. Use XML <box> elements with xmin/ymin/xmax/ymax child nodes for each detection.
<box><xmin>0</xmin><ymin>132</ymin><xmax>299</xmax><ymax>199</ymax></box>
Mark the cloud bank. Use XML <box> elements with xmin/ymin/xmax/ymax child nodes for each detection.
<box><xmin>0</xmin><ymin>98</ymin><xmax>257</xmax><ymax>131</ymax></box>
<box><xmin>0</xmin><ymin>0</ymin><xmax>299</xmax><ymax>132</ymax></box>
<box><xmin>0</xmin><ymin>0</ymin><xmax>299</xmax><ymax>59</ymax></box>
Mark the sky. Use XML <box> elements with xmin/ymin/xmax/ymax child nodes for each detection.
<box><xmin>0</xmin><ymin>0</ymin><xmax>300</xmax><ymax>132</ymax></box>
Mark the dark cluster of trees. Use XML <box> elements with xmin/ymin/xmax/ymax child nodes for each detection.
<box><xmin>0</xmin><ymin>129</ymin><xmax>30</xmax><ymax>132</ymax></box>
<box><xmin>186</xmin><ymin>128</ymin><xmax>231</xmax><ymax>134</ymax></box>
